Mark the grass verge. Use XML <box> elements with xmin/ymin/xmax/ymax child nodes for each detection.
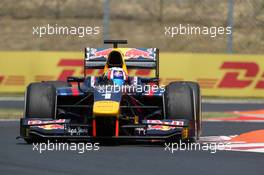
<box><xmin>202</xmin><ymin>112</ymin><xmax>238</xmax><ymax>119</ymax></box>
<box><xmin>0</xmin><ymin>109</ymin><xmax>22</xmax><ymax>119</ymax></box>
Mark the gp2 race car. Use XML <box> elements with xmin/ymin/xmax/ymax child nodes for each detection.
<box><xmin>19</xmin><ymin>40</ymin><xmax>201</xmax><ymax>143</ymax></box>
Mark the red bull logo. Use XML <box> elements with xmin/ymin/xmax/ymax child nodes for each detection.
<box><xmin>90</xmin><ymin>48</ymin><xmax>112</xmax><ymax>59</ymax></box>
<box><xmin>125</xmin><ymin>49</ymin><xmax>154</xmax><ymax>59</ymax></box>
<box><xmin>37</xmin><ymin>124</ymin><xmax>64</xmax><ymax>130</ymax></box>
<box><xmin>28</xmin><ymin>119</ymin><xmax>66</xmax><ymax>125</ymax></box>
<box><xmin>148</xmin><ymin>125</ymin><xmax>176</xmax><ymax>131</ymax></box>
<box><xmin>146</xmin><ymin>120</ymin><xmax>184</xmax><ymax>126</ymax></box>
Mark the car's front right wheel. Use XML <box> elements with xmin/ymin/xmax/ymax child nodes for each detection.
<box><xmin>164</xmin><ymin>81</ymin><xmax>200</xmax><ymax>141</ymax></box>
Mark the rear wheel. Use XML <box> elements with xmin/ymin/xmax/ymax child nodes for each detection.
<box><xmin>164</xmin><ymin>82</ymin><xmax>200</xmax><ymax>141</ymax></box>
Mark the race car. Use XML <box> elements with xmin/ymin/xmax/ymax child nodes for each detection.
<box><xmin>19</xmin><ymin>40</ymin><xmax>201</xmax><ymax>143</ymax></box>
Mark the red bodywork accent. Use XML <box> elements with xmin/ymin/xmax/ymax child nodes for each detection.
<box><xmin>115</xmin><ymin>119</ymin><xmax>119</xmax><ymax>137</ymax></box>
<box><xmin>107</xmin><ymin>71</ymin><xmax>111</xmax><ymax>80</ymax></box>
<box><xmin>71</xmin><ymin>88</ymin><xmax>79</xmax><ymax>96</ymax></box>
<box><xmin>92</xmin><ymin>119</ymin><xmax>96</xmax><ymax>137</ymax></box>
<box><xmin>147</xmin><ymin>82</ymin><xmax>155</xmax><ymax>96</ymax></box>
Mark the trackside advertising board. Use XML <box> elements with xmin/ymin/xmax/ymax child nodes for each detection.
<box><xmin>0</xmin><ymin>52</ymin><xmax>263</xmax><ymax>97</ymax></box>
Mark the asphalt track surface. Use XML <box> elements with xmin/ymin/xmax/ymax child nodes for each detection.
<box><xmin>1</xmin><ymin>100</ymin><xmax>264</xmax><ymax>175</ymax></box>
<box><xmin>0</xmin><ymin>121</ymin><xmax>263</xmax><ymax>175</ymax></box>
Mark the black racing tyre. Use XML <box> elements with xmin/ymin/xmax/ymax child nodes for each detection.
<box><xmin>164</xmin><ymin>82</ymin><xmax>199</xmax><ymax>140</ymax></box>
<box><xmin>23</xmin><ymin>83</ymin><xmax>57</xmax><ymax>144</ymax></box>
<box><xmin>165</xmin><ymin>82</ymin><xmax>194</xmax><ymax>120</ymax></box>
<box><xmin>183</xmin><ymin>81</ymin><xmax>201</xmax><ymax>139</ymax></box>
<box><xmin>25</xmin><ymin>83</ymin><xmax>56</xmax><ymax>119</ymax></box>
<box><xmin>183</xmin><ymin>82</ymin><xmax>201</xmax><ymax>119</ymax></box>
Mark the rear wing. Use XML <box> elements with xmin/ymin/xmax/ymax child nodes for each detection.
<box><xmin>84</xmin><ymin>48</ymin><xmax>159</xmax><ymax>78</ymax></box>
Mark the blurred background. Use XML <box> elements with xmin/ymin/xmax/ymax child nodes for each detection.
<box><xmin>0</xmin><ymin>0</ymin><xmax>264</xmax><ymax>102</ymax></box>
<box><xmin>0</xmin><ymin>0</ymin><xmax>263</xmax><ymax>53</ymax></box>
<box><xmin>0</xmin><ymin>1</ymin><xmax>263</xmax><ymax>124</ymax></box>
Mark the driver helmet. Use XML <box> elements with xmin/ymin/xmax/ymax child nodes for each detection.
<box><xmin>105</xmin><ymin>67</ymin><xmax>127</xmax><ymax>86</ymax></box>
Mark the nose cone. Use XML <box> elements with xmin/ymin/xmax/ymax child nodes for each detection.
<box><xmin>93</xmin><ymin>101</ymin><xmax>120</xmax><ymax>117</ymax></box>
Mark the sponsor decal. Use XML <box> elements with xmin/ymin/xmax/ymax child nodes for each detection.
<box><xmin>146</xmin><ymin>120</ymin><xmax>185</xmax><ymax>126</ymax></box>
<box><xmin>36</xmin><ymin>124</ymin><xmax>64</xmax><ymax>130</ymax></box>
<box><xmin>218</xmin><ymin>62</ymin><xmax>264</xmax><ymax>89</ymax></box>
<box><xmin>57</xmin><ymin>59</ymin><xmax>84</xmax><ymax>81</ymax></box>
<box><xmin>89</xmin><ymin>48</ymin><xmax>112</xmax><ymax>59</ymax></box>
<box><xmin>66</xmin><ymin>127</ymin><xmax>88</xmax><ymax>136</ymax></box>
<box><xmin>135</xmin><ymin>128</ymin><xmax>146</xmax><ymax>135</ymax></box>
<box><xmin>124</xmin><ymin>48</ymin><xmax>155</xmax><ymax>59</ymax></box>
<box><xmin>28</xmin><ymin>119</ymin><xmax>66</xmax><ymax>125</ymax></box>
<box><xmin>0</xmin><ymin>75</ymin><xmax>4</xmax><ymax>84</ymax></box>
<box><xmin>0</xmin><ymin>75</ymin><xmax>25</xmax><ymax>86</ymax></box>
<box><xmin>86</xmin><ymin>48</ymin><xmax>156</xmax><ymax>60</ymax></box>
<box><xmin>1</xmin><ymin>52</ymin><xmax>264</xmax><ymax>97</ymax></box>
<box><xmin>148</xmin><ymin>125</ymin><xmax>176</xmax><ymax>131</ymax></box>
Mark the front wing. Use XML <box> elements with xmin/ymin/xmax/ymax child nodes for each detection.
<box><xmin>19</xmin><ymin>118</ymin><xmax>194</xmax><ymax>142</ymax></box>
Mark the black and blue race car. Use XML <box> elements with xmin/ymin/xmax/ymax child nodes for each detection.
<box><xmin>19</xmin><ymin>40</ymin><xmax>201</xmax><ymax>143</ymax></box>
